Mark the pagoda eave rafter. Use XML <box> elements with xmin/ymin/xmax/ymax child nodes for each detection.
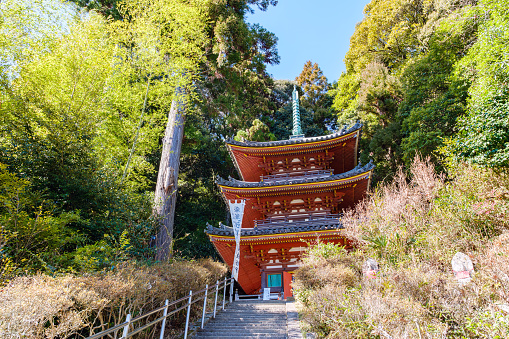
<box><xmin>208</xmin><ymin>230</ymin><xmax>346</xmax><ymax>243</ymax></box>
<box><xmin>226</xmin><ymin>123</ymin><xmax>362</xmax><ymax>154</ymax></box>
<box><xmin>219</xmin><ymin>171</ymin><xmax>372</xmax><ymax>196</ymax></box>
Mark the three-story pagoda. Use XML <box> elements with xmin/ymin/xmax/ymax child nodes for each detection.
<box><xmin>206</xmin><ymin>87</ymin><xmax>374</xmax><ymax>297</ymax></box>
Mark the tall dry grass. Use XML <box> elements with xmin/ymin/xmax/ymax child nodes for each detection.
<box><xmin>0</xmin><ymin>259</ymin><xmax>227</xmax><ymax>338</ymax></box>
<box><xmin>294</xmin><ymin>157</ymin><xmax>509</xmax><ymax>338</ymax></box>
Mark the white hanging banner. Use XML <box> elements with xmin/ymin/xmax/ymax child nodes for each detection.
<box><xmin>228</xmin><ymin>200</ymin><xmax>245</xmax><ymax>281</ymax></box>
<box><xmin>231</xmin><ymin>243</ymin><xmax>240</xmax><ymax>280</ymax></box>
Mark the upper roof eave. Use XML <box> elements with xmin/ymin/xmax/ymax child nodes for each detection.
<box><xmin>226</xmin><ymin>122</ymin><xmax>362</xmax><ymax>150</ymax></box>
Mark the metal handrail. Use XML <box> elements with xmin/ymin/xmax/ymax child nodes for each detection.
<box><xmin>85</xmin><ymin>277</ymin><xmax>235</xmax><ymax>339</ymax></box>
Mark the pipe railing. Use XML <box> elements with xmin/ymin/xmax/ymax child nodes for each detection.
<box><xmin>86</xmin><ymin>277</ymin><xmax>235</xmax><ymax>339</ymax></box>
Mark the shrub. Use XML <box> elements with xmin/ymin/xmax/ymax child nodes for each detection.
<box><xmin>294</xmin><ymin>157</ymin><xmax>509</xmax><ymax>338</ymax></box>
<box><xmin>0</xmin><ymin>259</ymin><xmax>227</xmax><ymax>338</ymax></box>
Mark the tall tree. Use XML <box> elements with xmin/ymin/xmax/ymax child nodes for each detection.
<box><xmin>68</xmin><ymin>0</ymin><xmax>280</xmax><ymax>260</ymax></box>
<box><xmin>154</xmin><ymin>98</ymin><xmax>186</xmax><ymax>261</ymax></box>
<box><xmin>331</xmin><ymin>0</ymin><xmax>479</xmax><ymax>181</ymax></box>
<box><xmin>294</xmin><ymin>62</ymin><xmax>336</xmax><ymax>133</ymax></box>
<box><xmin>448</xmin><ymin>0</ymin><xmax>509</xmax><ymax>167</ymax></box>
<box><xmin>296</xmin><ymin>61</ymin><xmax>329</xmax><ymax>110</ymax></box>
<box><xmin>0</xmin><ymin>2</ymin><xmax>162</xmax><ymax>270</ymax></box>
<box><xmin>111</xmin><ymin>0</ymin><xmax>209</xmax><ymax>261</ymax></box>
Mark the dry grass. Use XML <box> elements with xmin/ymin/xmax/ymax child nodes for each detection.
<box><xmin>0</xmin><ymin>259</ymin><xmax>227</xmax><ymax>338</ymax></box>
<box><xmin>294</xmin><ymin>157</ymin><xmax>509</xmax><ymax>338</ymax></box>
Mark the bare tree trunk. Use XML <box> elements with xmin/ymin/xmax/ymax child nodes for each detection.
<box><xmin>154</xmin><ymin>98</ymin><xmax>185</xmax><ymax>261</ymax></box>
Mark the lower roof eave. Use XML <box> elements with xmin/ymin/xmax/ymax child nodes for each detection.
<box><xmin>207</xmin><ymin>229</ymin><xmax>346</xmax><ymax>243</ymax></box>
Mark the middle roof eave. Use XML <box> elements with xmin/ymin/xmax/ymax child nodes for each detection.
<box><xmin>216</xmin><ymin>161</ymin><xmax>374</xmax><ymax>191</ymax></box>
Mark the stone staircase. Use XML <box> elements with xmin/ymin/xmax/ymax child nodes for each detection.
<box><xmin>192</xmin><ymin>300</ymin><xmax>302</xmax><ymax>339</ymax></box>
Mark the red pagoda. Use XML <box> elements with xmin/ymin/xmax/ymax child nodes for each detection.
<box><xmin>206</xmin><ymin>87</ymin><xmax>374</xmax><ymax>297</ymax></box>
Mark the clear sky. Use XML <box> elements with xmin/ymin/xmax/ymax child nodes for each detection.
<box><xmin>247</xmin><ymin>0</ymin><xmax>371</xmax><ymax>83</ymax></box>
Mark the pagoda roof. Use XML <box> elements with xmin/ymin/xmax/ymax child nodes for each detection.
<box><xmin>205</xmin><ymin>222</ymin><xmax>342</xmax><ymax>238</ymax></box>
<box><xmin>208</xmin><ymin>228</ymin><xmax>348</xmax><ymax>294</ymax></box>
<box><xmin>226</xmin><ymin>122</ymin><xmax>362</xmax><ymax>150</ymax></box>
<box><xmin>216</xmin><ymin>161</ymin><xmax>374</xmax><ymax>189</ymax></box>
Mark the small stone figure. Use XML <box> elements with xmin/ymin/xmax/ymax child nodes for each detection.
<box><xmin>363</xmin><ymin>258</ymin><xmax>380</xmax><ymax>279</ymax></box>
<box><xmin>451</xmin><ymin>252</ymin><xmax>474</xmax><ymax>284</ymax></box>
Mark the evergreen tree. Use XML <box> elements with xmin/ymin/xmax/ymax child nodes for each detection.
<box><xmin>294</xmin><ymin>62</ymin><xmax>336</xmax><ymax>133</ymax></box>
<box><xmin>296</xmin><ymin>61</ymin><xmax>329</xmax><ymax>110</ymax></box>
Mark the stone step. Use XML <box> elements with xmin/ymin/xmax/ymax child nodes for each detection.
<box><xmin>198</xmin><ymin>327</ymin><xmax>286</xmax><ymax>333</ymax></box>
<box><xmin>194</xmin><ymin>335</ymin><xmax>287</xmax><ymax>339</ymax></box>
<box><xmin>212</xmin><ymin>314</ymin><xmax>286</xmax><ymax>321</ymax></box>
<box><xmin>216</xmin><ymin>313</ymin><xmax>286</xmax><ymax>319</ymax></box>
<box><xmin>202</xmin><ymin>326</ymin><xmax>285</xmax><ymax>330</ymax></box>
<box><xmin>194</xmin><ymin>334</ymin><xmax>287</xmax><ymax>338</ymax></box>
<box><xmin>210</xmin><ymin>319</ymin><xmax>286</xmax><ymax>324</ymax></box>
<box><xmin>216</xmin><ymin>310</ymin><xmax>286</xmax><ymax>313</ymax></box>
<box><xmin>204</xmin><ymin>322</ymin><xmax>287</xmax><ymax>326</ymax></box>
<box><xmin>205</xmin><ymin>319</ymin><xmax>286</xmax><ymax>323</ymax></box>
<box><xmin>216</xmin><ymin>314</ymin><xmax>285</xmax><ymax>316</ymax></box>
<box><xmin>192</xmin><ymin>301</ymin><xmax>302</xmax><ymax>339</ymax></box>
<box><xmin>206</xmin><ymin>320</ymin><xmax>287</xmax><ymax>324</ymax></box>
<box><xmin>221</xmin><ymin>308</ymin><xmax>285</xmax><ymax>311</ymax></box>
<box><xmin>206</xmin><ymin>321</ymin><xmax>287</xmax><ymax>324</ymax></box>
<box><xmin>221</xmin><ymin>308</ymin><xmax>285</xmax><ymax>310</ymax></box>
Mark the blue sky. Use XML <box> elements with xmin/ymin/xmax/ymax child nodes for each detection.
<box><xmin>247</xmin><ymin>0</ymin><xmax>371</xmax><ymax>83</ymax></box>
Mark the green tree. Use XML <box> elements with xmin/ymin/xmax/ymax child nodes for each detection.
<box><xmin>235</xmin><ymin>119</ymin><xmax>276</xmax><ymax>142</ymax></box>
<box><xmin>269</xmin><ymin>81</ymin><xmax>329</xmax><ymax>140</ymax></box>
<box><xmin>0</xmin><ymin>0</ymin><xmax>205</xmax><ymax>266</ymax></box>
<box><xmin>447</xmin><ymin>0</ymin><xmax>509</xmax><ymax>167</ymax></box>
<box><xmin>331</xmin><ymin>0</ymin><xmax>480</xmax><ymax>181</ymax></box>
<box><xmin>358</xmin><ymin>62</ymin><xmax>402</xmax><ymax>128</ymax></box>
<box><xmin>345</xmin><ymin>0</ymin><xmax>429</xmax><ymax>74</ymax></box>
<box><xmin>296</xmin><ymin>61</ymin><xmax>328</xmax><ymax>109</ymax></box>
<box><xmin>0</xmin><ymin>162</ymin><xmax>83</xmax><ymax>272</ymax></box>
<box><xmin>295</xmin><ymin>61</ymin><xmax>336</xmax><ymax>132</ymax></box>
<box><xmin>0</xmin><ymin>13</ymin><xmax>124</xmax><ymax>238</ymax></box>
<box><xmin>397</xmin><ymin>3</ymin><xmax>477</xmax><ymax>168</ymax></box>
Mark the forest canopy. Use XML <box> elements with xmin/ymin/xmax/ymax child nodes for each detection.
<box><xmin>2</xmin><ymin>0</ymin><xmax>509</xmax><ymax>278</ymax></box>
<box><xmin>0</xmin><ymin>0</ymin><xmax>281</xmax><ymax>274</ymax></box>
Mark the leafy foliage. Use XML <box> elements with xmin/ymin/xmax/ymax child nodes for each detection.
<box><xmin>333</xmin><ymin>0</ymin><xmax>480</xmax><ymax>182</ymax></box>
<box><xmin>0</xmin><ymin>0</ymin><xmax>220</xmax><ymax>269</ymax></box>
<box><xmin>447</xmin><ymin>0</ymin><xmax>509</xmax><ymax>167</ymax></box>
<box><xmin>296</xmin><ymin>61</ymin><xmax>329</xmax><ymax>110</ymax></box>
<box><xmin>235</xmin><ymin>119</ymin><xmax>276</xmax><ymax>142</ymax></box>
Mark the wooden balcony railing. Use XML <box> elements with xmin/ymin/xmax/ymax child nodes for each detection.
<box><xmin>260</xmin><ymin>169</ymin><xmax>333</xmax><ymax>183</ymax></box>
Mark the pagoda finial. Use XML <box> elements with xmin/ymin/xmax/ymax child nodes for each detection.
<box><xmin>291</xmin><ymin>85</ymin><xmax>304</xmax><ymax>139</ymax></box>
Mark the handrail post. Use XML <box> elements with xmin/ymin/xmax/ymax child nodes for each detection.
<box><xmin>229</xmin><ymin>278</ymin><xmax>234</xmax><ymax>304</ymax></box>
<box><xmin>184</xmin><ymin>291</ymin><xmax>193</xmax><ymax>339</ymax></box>
<box><xmin>222</xmin><ymin>277</ymin><xmax>227</xmax><ymax>310</ymax></box>
<box><xmin>213</xmin><ymin>280</ymin><xmax>219</xmax><ymax>318</ymax></box>
<box><xmin>122</xmin><ymin>314</ymin><xmax>131</xmax><ymax>339</ymax></box>
<box><xmin>159</xmin><ymin>300</ymin><xmax>168</xmax><ymax>339</ymax></box>
<box><xmin>201</xmin><ymin>284</ymin><xmax>208</xmax><ymax>329</ymax></box>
